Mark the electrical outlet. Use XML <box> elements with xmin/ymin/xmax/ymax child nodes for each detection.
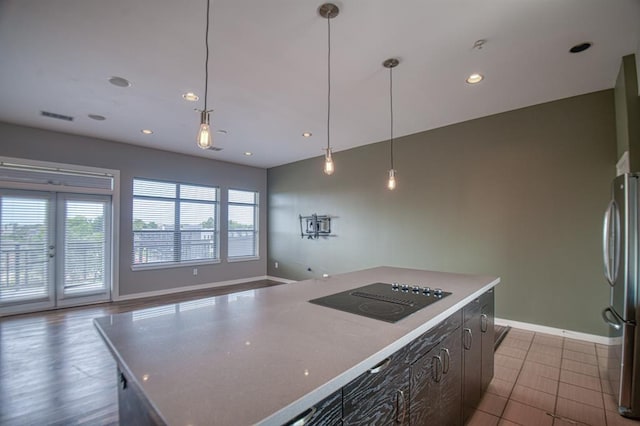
<box><xmin>193</xmin><ymin>268</ymin><xmax>198</xmax><ymax>276</ymax></box>
<box><xmin>274</xmin><ymin>261</ymin><xmax>279</xmax><ymax>269</ymax></box>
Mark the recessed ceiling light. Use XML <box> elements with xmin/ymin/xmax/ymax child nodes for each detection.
<box><xmin>182</xmin><ymin>92</ymin><xmax>199</xmax><ymax>101</ymax></box>
<box><xmin>569</xmin><ymin>42</ymin><xmax>592</xmax><ymax>54</ymax></box>
<box><xmin>244</xmin><ymin>152</ymin><xmax>253</xmax><ymax>156</ymax></box>
<box><xmin>302</xmin><ymin>132</ymin><xmax>312</xmax><ymax>137</ymax></box>
<box><xmin>88</xmin><ymin>114</ymin><xmax>106</xmax><ymax>121</ymax></box>
<box><xmin>141</xmin><ymin>129</ymin><xmax>153</xmax><ymax>135</ymax></box>
<box><xmin>466</xmin><ymin>73</ymin><xmax>484</xmax><ymax>84</ymax></box>
<box><xmin>108</xmin><ymin>76</ymin><xmax>131</xmax><ymax>88</ymax></box>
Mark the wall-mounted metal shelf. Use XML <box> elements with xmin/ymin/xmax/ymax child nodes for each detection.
<box><xmin>300</xmin><ymin>214</ymin><xmax>332</xmax><ymax>239</ymax></box>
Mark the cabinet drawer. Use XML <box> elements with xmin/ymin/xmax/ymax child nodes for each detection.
<box><xmin>284</xmin><ymin>389</ymin><xmax>342</xmax><ymax>426</ymax></box>
<box><xmin>405</xmin><ymin>310</ymin><xmax>462</xmax><ymax>365</ymax></box>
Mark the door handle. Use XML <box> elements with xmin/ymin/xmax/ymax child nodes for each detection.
<box><xmin>432</xmin><ymin>355</ymin><xmax>443</xmax><ymax>383</ymax></box>
<box><xmin>395</xmin><ymin>389</ymin><xmax>406</xmax><ymax>424</ymax></box>
<box><xmin>481</xmin><ymin>313</ymin><xmax>488</xmax><ymax>332</ymax></box>
<box><xmin>603</xmin><ymin>200</ymin><xmax>620</xmax><ymax>286</ymax></box>
<box><xmin>602</xmin><ymin>307</ymin><xmax>622</xmax><ymax>330</ymax></box>
<box><xmin>463</xmin><ymin>328</ymin><xmax>473</xmax><ymax>350</ymax></box>
<box><xmin>440</xmin><ymin>347</ymin><xmax>450</xmax><ymax>374</ymax></box>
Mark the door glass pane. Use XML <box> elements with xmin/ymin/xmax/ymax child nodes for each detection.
<box><xmin>0</xmin><ymin>196</ymin><xmax>50</xmax><ymax>303</ymax></box>
<box><xmin>63</xmin><ymin>200</ymin><xmax>107</xmax><ymax>295</ymax></box>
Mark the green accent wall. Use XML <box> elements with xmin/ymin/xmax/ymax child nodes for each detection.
<box><xmin>268</xmin><ymin>90</ymin><xmax>616</xmax><ymax>336</ymax></box>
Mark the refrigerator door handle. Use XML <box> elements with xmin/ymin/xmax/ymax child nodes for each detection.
<box><xmin>603</xmin><ymin>200</ymin><xmax>620</xmax><ymax>287</ymax></box>
<box><xmin>602</xmin><ymin>307</ymin><xmax>623</xmax><ymax>330</ymax></box>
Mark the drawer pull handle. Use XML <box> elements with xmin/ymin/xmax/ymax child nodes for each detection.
<box><xmin>288</xmin><ymin>406</ymin><xmax>317</xmax><ymax>426</ymax></box>
<box><xmin>369</xmin><ymin>357</ymin><xmax>391</xmax><ymax>374</ymax></box>
<box><xmin>481</xmin><ymin>314</ymin><xmax>488</xmax><ymax>333</ymax></box>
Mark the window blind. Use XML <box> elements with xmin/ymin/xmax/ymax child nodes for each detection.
<box><xmin>228</xmin><ymin>189</ymin><xmax>258</xmax><ymax>259</ymax></box>
<box><xmin>132</xmin><ymin>179</ymin><xmax>218</xmax><ymax>267</ymax></box>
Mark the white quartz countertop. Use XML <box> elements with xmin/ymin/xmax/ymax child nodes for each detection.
<box><xmin>94</xmin><ymin>267</ymin><xmax>499</xmax><ymax>426</ymax></box>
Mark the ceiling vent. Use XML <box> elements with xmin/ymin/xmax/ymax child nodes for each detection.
<box><xmin>41</xmin><ymin>110</ymin><xmax>74</xmax><ymax>121</ymax></box>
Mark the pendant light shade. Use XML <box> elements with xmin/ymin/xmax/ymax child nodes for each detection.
<box><xmin>319</xmin><ymin>3</ymin><xmax>339</xmax><ymax>175</ymax></box>
<box><xmin>383</xmin><ymin>58</ymin><xmax>399</xmax><ymax>190</ymax></box>
<box><xmin>196</xmin><ymin>0</ymin><xmax>213</xmax><ymax>149</ymax></box>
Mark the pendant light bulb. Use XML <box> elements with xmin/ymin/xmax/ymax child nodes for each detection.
<box><xmin>319</xmin><ymin>3</ymin><xmax>339</xmax><ymax>176</ymax></box>
<box><xmin>196</xmin><ymin>110</ymin><xmax>212</xmax><ymax>149</ymax></box>
<box><xmin>383</xmin><ymin>58</ymin><xmax>400</xmax><ymax>191</ymax></box>
<box><xmin>387</xmin><ymin>169</ymin><xmax>397</xmax><ymax>190</ymax></box>
<box><xmin>324</xmin><ymin>148</ymin><xmax>335</xmax><ymax>175</ymax></box>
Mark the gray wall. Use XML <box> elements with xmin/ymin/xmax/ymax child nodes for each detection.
<box><xmin>268</xmin><ymin>90</ymin><xmax>616</xmax><ymax>336</ymax></box>
<box><xmin>0</xmin><ymin>122</ymin><xmax>267</xmax><ymax>296</ymax></box>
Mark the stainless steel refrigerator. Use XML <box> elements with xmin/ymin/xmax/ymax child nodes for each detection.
<box><xmin>602</xmin><ymin>173</ymin><xmax>640</xmax><ymax>418</ymax></box>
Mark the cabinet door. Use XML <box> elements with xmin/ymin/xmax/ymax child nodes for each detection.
<box><xmin>409</xmin><ymin>344</ymin><xmax>440</xmax><ymax>426</ymax></box>
<box><xmin>343</xmin><ymin>348</ymin><xmax>410</xmax><ymax>425</ymax></box>
<box><xmin>410</xmin><ymin>328</ymin><xmax>462</xmax><ymax>426</ymax></box>
<box><xmin>462</xmin><ymin>303</ymin><xmax>482</xmax><ymax>423</ymax></box>
<box><xmin>284</xmin><ymin>389</ymin><xmax>342</xmax><ymax>426</ymax></box>
<box><xmin>480</xmin><ymin>289</ymin><xmax>495</xmax><ymax>392</ymax></box>
<box><xmin>439</xmin><ymin>328</ymin><xmax>463</xmax><ymax>426</ymax></box>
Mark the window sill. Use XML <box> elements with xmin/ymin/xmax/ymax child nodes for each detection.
<box><xmin>227</xmin><ymin>256</ymin><xmax>260</xmax><ymax>263</ymax></box>
<box><xmin>131</xmin><ymin>259</ymin><xmax>221</xmax><ymax>272</ymax></box>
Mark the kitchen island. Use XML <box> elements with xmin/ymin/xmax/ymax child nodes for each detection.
<box><xmin>94</xmin><ymin>266</ymin><xmax>499</xmax><ymax>425</ymax></box>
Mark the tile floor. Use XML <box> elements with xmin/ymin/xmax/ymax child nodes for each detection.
<box><xmin>466</xmin><ymin>328</ymin><xmax>640</xmax><ymax>426</ymax></box>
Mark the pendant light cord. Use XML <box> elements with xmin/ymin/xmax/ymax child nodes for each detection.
<box><xmin>326</xmin><ymin>12</ymin><xmax>331</xmax><ymax>152</ymax></box>
<box><xmin>204</xmin><ymin>0</ymin><xmax>210</xmax><ymax>111</ymax></box>
<box><xmin>389</xmin><ymin>66</ymin><xmax>394</xmax><ymax>170</ymax></box>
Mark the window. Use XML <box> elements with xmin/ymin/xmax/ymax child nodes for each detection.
<box><xmin>132</xmin><ymin>179</ymin><xmax>218</xmax><ymax>268</ymax></box>
<box><xmin>228</xmin><ymin>189</ymin><xmax>258</xmax><ymax>260</ymax></box>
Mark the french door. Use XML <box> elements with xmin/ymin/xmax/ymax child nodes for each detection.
<box><xmin>0</xmin><ymin>189</ymin><xmax>112</xmax><ymax>315</ymax></box>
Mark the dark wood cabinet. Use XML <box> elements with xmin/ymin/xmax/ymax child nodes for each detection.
<box><xmin>462</xmin><ymin>299</ymin><xmax>483</xmax><ymax>422</ymax></box>
<box><xmin>342</xmin><ymin>346</ymin><xmax>410</xmax><ymax>425</ymax></box>
<box><xmin>480</xmin><ymin>289</ymin><xmax>495</xmax><ymax>392</ymax></box>
<box><xmin>462</xmin><ymin>290</ymin><xmax>496</xmax><ymax>423</ymax></box>
<box><xmin>284</xmin><ymin>389</ymin><xmax>342</xmax><ymax>426</ymax></box>
<box><xmin>116</xmin><ymin>290</ymin><xmax>496</xmax><ymax>426</ymax></box>
<box><xmin>410</xmin><ymin>327</ymin><xmax>462</xmax><ymax>426</ymax></box>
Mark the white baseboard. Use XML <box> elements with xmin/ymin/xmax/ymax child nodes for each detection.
<box><xmin>114</xmin><ymin>275</ymin><xmax>293</xmax><ymax>301</ymax></box>
<box><xmin>267</xmin><ymin>275</ymin><xmax>297</xmax><ymax>284</ymax></box>
<box><xmin>495</xmin><ymin>317</ymin><xmax>612</xmax><ymax>345</ymax></box>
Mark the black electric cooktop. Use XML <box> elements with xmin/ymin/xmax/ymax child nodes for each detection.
<box><xmin>309</xmin><ymin>282</ymin><xmax>451</xmax><ymax>323</ymax></box>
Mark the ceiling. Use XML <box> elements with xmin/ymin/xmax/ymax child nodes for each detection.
<box><xmin>0</xmin><ymin>1</ymin><xmax>639</xmax><ymax>169</ymax></box>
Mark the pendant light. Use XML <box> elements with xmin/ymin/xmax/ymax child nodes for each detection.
<box><xmin>318</xmin><ymin>3</ymin><xmax>339</xmax><ymax>175</ymax></box>
<box><xmin>196</xmin><ymin>0</ymin><xmax>213</xmax><ymax>149</ymax></box>
<box><xmin>383</xmin><ymin>58</ymin><xmax>399</xmax><ymax>190</ymax></box>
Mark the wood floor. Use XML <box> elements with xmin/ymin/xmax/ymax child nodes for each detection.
<box><xmin>0</xmin><ymin>280</ymin><xmax>283</xmax><ymax>426</ymax></box>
